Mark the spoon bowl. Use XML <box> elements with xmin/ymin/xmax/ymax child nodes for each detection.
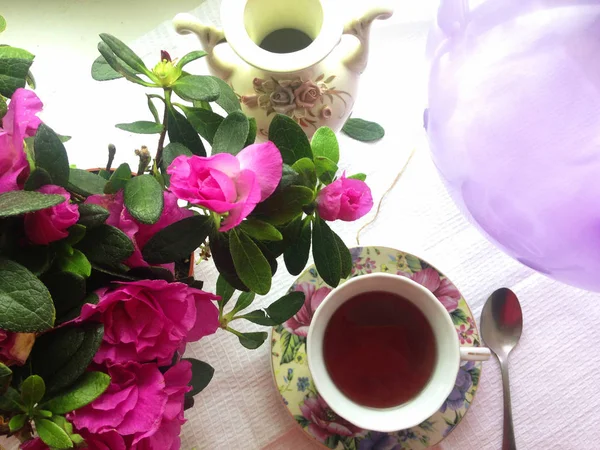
<box><xmin>481</xmin><ymin>288</ymin><xmax>523</xmax><ymax>360</ymax></box>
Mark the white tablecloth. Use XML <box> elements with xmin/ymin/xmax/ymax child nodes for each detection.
<box><xmin>4</xmin><ymin>1</ymin><xmax>600</xmax><ymax>449</ymax></box>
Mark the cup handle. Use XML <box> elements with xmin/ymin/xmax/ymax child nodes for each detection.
<box><xmin>460</xmin><ymin>347</ymin><xmax>491</xmax><ymax>361</ymax></box>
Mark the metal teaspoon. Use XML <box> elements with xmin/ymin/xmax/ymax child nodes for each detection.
<box><xmin>480</xmin><ymin>288</ymin><xmax>523</xmax><ymax>450</ymax></box>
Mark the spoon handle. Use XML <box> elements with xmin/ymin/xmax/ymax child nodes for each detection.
<box><xmin>500</xmin><ymin>358</ymin><xmax>517</xmax><ymax>450</ymax></box>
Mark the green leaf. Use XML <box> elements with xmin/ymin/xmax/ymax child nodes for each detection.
<box><xmin>0</xmin><ymin>362</ymin><xmax>11</xmax><ymax>394</ymax></box>
<box><xmin>177</xmin><ymin>50</ymin><xmax>208</xmax><ymax>69</ymax></box>
<box><xmin>31</xmin><ymin>324</ymin><xmax>104</xmax><ymax>395</ymax></box>
<box><xmin>278</xmin><ymin>164</ymin><xmax>302</xmax><ymax>190</ymax></box>
<box><xmin>115</xmin><ymin>121</ymin><xmax>163</xmax><ymax>134</ymax></box>
<box><xmin>342</xmin><ymin>118</ymin><xmax>385</xmax><ymax>142</ymax></box>
<box><xmin>21</xmin><ymin>375</ymin><xmax>45</xmax><ymax>411</ymax></box>
<box><xmin>91</xmin><ymin>55</ymin><xmax>123</xmax><ymax>81</ymax></box>
<box><xmin>0</xmin><ymin>259</ymin><xmax>55</xmax><ymax>332</ymax></box>
<box><xmin>216</xmin><ymin>275</ymin><xmax>236</xmax><ymax>310</ymax></box>
<box><xmin>142</xmin><ymin>215</ymin><xmax>212</xmax><ymax>264</ymax></box>
<box><xmin>147</xmin><ymin>94</ymin><xmax>161</xmax><ymax>123</ymax></box>
<box><xmin>35</xmin><ymin>418</ymin><xmax>73</xmax><ymax>449</ymax></box>
<box><xmin>24</xmin><ymin>168</ymin><xmax>53</xmax><ymax>191</ymax></box>
<box><xmin>42</xmin><ymin>372</ymin><xmax>110</xmax><ymax>414</ymax></box>
<box><xmin>98</xmin><ymin>169</ymin><xmax>111</xmax><ymax>180</ymax></box>
<box><xmin>333</xmin><ymin>232</ymin><xmax>352</xmax><ymax>279</ymax></box>
<box><xmin>311</xmin><ymin>127</ymin><xmax>339</xmax><ymax>163</ymax></box>
<box><xmin>0</xmin><ymin>95</ymin><xmax>6</xmax><ymax>119</ymax></box>
<box><xmin>67</xmin><ymin>169</ymin><xmax>107</xmax><ymax>196</ymax></box>
<box><xmin>405</xmin><ymin>254</ymin><xmax>422</xmax><ymax>273</ymax></box>
<box><xmin>211</xmin><ymin>111</ymin><xmax>250</xmax><ymax>156</ymax></box>
<box><xmin>237</xmin><ymin>331</ymin><xmax>268</xmax><ymax>350</ymax></box>
<box><xmin>64</xmin><ymin>224</ymin><xmax>86</xmax><ymax>246</ymax></box>
<box><xmin>314</xmin><ymin>156</ymin><xmax>338</xmax><ymax>185</ymax></box>
<box><xmin>77</xmin><ymin>204</ymin><xmax>109</xmax><ymax>228</ymax></box>
<box><xmin>284</xmin><ymin>217</ymin><xmax>311</xmax><ymax>276</ymax></box>
<box><xmin>9</xmin><ymin>413</ymin><xmax>27</xmax><ymax>432</ymax></box>
<box><xmin>0</xmin><ymin>46</ymin><xmax>35</xmax><ymax>97</ymax></box>
<box><xmin>291</xmin><ymin>158</ymin><xmax>317</xmax><ymax>189</ymax></box>
<box><xmin>173</xmin><ymin>75</ymin><xmax>220</xmax><ymax>102</ymax></box>
<box><xmin>99</xmin><ymin>33</ymin><xmax>150</xmax><ymax>76</ymax></box>
<box><xmin>209</xmin><ymin>233</ymin><xmax>248</xmax><ymax>292</ymax></box>
<box><xmin>312</xmin><ymin>216</ymin><xmax>341</xmax><ymax>287</ymax></box>
<box><xmin>36</xmin><ymin>409</ymin><xmax>52</xmax><ymax>418</ymax></box>
<box><xmin>210</xmin><ymin>76</ymin><xmax>242</xmax><ymax>113</ymax></box>
<box><xmin>184</xmin><ymin>358</ymin><xmax>214</xmax><ymax>397</ymax></box>
<box><xmin>104</xmin><ymin>163</ymin><xmax>132</xmax><ymax>194</ymax></box>
<box><xmin>266</xmin><ymin>291</ymin><xmax>305</xmax><ymax>323</ymax></box>
<box><xmin>43</xmin><ymin>271</ymin><xmax>86</xmax><ymax>319</ymax></box>
<box><xmin>252</xmin><ymin>185</ymin><xmax>314</xmax><ymax>225</ymax></box>
<box><xmin>268</xmin><ymin>114</ymin><xmax>313</xmax><ymax>165</ymax></box>
<box><xmin>161</xmin><ymin>140</ymin><xmax>191</xmax><ymax>165</ymax></box>
<box><xmin>241</xmin><ymin>291</ymin><xmax>305</xmax><ymax>326</ymax></box>
<box><xmin>167</xmin><ymin>104</ymin><xmax>206</xmax><ymax>156</ymax></box>
<box><xmin>450</xmin><ymin>309</ymin><xmax>469</xmax><ymax>326</ymax></box>
<box><xmin>0</xmin><ymin>15</ymin><xmax>6</xmax><ymax>33</ymax></box>
<box><xmin>280</xmin><ymin>329</ymin><xmax>302</xmax><ymax>364</ymax></box>
<box><xmin>231</xmin><ymin>291</ymin><xmax>256</xmax><ymax>315</ymax></box>
<box><xmin>34</xmin><ymin>124</ymin><xmax>70</xmax><ymax>187</ymax></box>
<box><xmin>123</xmin><ymin>174</ymin><xmax>164</xmax><ymax>225</ymax></box>
<box><xmin>348</xmin><ymin>173</ymin><xmax>367</xmax><ymax>181</ymax></box>
<box><xmin>56</xmin><ymin>249</ymin><xmax>92</xmax><ymax>278</ymax></box>
<box><xmin>245</xmin><ymin>117</ymin><xmax>257</xmax><ymax>146</ymax></box>
<box><xmin>76</xmin><ymin>225</ymin><xmax>134</xmax><ymax>266</ymax></box>
<box><xmin>239</xmin><ymin>219</ymin><xmax>283</xmax><ymax>242</ymax></box>
<box><xmin>178</xmin><ymin>105</ymin><xmax>223</xmax><ymax>144</ymax></box>
<box><xmin>0</xmin><ymin>387</ymin><xmax>24</xmax><ymax>412</ymax></box>
<box><xmin>0</xmin><ymin>191</ymin><xmax>64</xmax><ymax>218</ymax></box>
<box><xmin>230</xmin><ymin>229</ymin><xmax>272</xmax><ymax>295</ymax></box>
<box><xmin>97</xmin><ymin>42</ymin><xmax>151</xmax><ymax>87</ymax></box>
<box><xmin>13</xmin><ymin>245</ymin><xmax>52</xmax><ymax>277</ymax></box>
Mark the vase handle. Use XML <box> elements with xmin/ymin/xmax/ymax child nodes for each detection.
<box><xmin>342</xmin><ymin>5</ymin><xmax>394</xmax><ymax>74</ymax></box>
<box><xmin>173</xmin><ymin>12</ymin><xmax>234</xmax><ymax>80</ymax></box>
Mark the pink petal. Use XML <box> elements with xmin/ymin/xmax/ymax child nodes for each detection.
<box><xmin>236</xmin><ymin>141</ymin><xmax>283</xmax><ymax>201</ymax></box>
<box><xmin>4</xmin><ymin>89</ymin><xmax>43</xmax><ymax>142</ymax></box>
<box><xmin>316</xmin><ymin>179</ymin><xmax>343</xmax><ymax>221</ymax></box>
<box><xmin>411</xmin><ymin>268</ymin><xmax>442</xmax><ymax>293</ymax></box>
<box><xmin>186</xmin><ymin>292</ymin><xmax>220</xmax><ymax>341</ymax></box>
<box><xmin>308</xmin><ymin>424</ymin><xmax>330</xmax><ymax>443</ymax></box>
<box><xmin>219</xmin><ymin>169</ymin><xmax>262</xmax><ymax>231</ymax></box>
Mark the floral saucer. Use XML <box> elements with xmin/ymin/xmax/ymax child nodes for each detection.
<box><xmin>271</xmin><ymin>247</ymin><xmax>483</xmax><ymax>449</ymax></box>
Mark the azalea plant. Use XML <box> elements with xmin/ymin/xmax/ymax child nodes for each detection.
<box><xmin>0</xmin><ymin>22</ymin><xmax>374</xmax><ymax>450</ymax></box>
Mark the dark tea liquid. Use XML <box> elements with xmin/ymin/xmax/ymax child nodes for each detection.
<box><xmin>323</xmin><ymin>291</ymin><xmax>437</xmax><ymax>408</ymax></box>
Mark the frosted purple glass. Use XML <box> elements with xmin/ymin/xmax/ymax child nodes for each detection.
<box><xmin>427</xmin><ymin>0</ymin><xmax>600</xmax><ymax>291</ymax></box>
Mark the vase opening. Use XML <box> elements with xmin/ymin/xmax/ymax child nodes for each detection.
<box><xmin>222</xmin><ymin>0</ymin><xmax>342</xmax><ymax>73</ymax></box>
<box><xmin>244</xmin><ymin>0</ymin><xmax>323</xmax><ymax>54</ymax></box>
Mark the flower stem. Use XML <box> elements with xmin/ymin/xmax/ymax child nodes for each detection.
<box><xmin>155</xmin><ymin>89</ymin><xmax>171</xmax><ymax>168</ymax></box>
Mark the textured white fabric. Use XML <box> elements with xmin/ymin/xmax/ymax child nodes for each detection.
<box><xmin>3</xmin><ymin>1</ymin><xmax>600</xmax><ymax>449</ymax></box>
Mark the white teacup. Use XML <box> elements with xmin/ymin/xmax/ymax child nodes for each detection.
<box><xmin>307</xmin><ymin>273</ymin><xmax>490</xmax><ymax>432</ymax></box>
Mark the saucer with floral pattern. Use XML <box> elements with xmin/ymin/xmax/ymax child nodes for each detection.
<box><xmin>270</xmin><ymin>246</ymin><xmax>483</xmax><ymax>449</ymax></box>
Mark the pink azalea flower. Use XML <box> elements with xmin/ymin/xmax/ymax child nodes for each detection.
<box><xmin>401</xmin><ymin>267</ymin><xmax>461</xmax><ymax>312</ymax></box>
<box><xmin>299</xmin><ymin>395</ymin><xmax>363</xmax><ymax>443</ymax></box>
<box><xmin>24</xmin><ymin>185</ymin><xmax>79</xmax><ymax>245</ymax></box>
<box><xmin>0</xmin><ymin>329</ymin><xmax>35</xmax><ymax>366</ymax></box>
<box><xmin>74</xmin><ymin>279</ymin><xmax>219</xmax><ymax>366</ymax></box>
<box><xmin>85</xmin><ymin>190</ymin><xmax>192</xmax><ymax>271</ymax></box>
<box><xmin>316</xmin><ymin>173</ymin><xmax>373</xmax><ymax>222</ymax></box>
<box><xmin>283</xmin><ymin>282</ymin><xmax>332</xmax><ymax>337</ymax></box>
<box><xmin>167</xmin><ymin>141</ymin><xmax>282</xmax><ymax>231</ymax></box>
<box><xmin>0</xmin><ymin>89</ymin><xmax>42</xmax><ymax>193</ymax></box>
<box><xmin>71</xmin><ymin>360</ymin><xmax>191</xmax><ymax>449</ymax></box>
